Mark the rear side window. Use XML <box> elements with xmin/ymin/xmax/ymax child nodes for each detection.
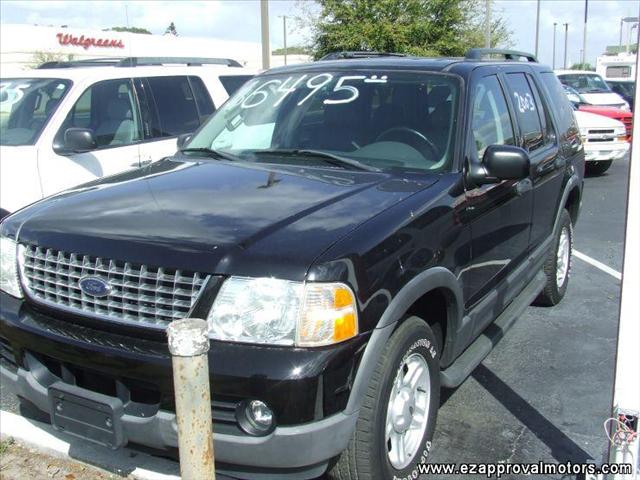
<box><xmin>145</xmin><ymin>76</ymin><xmax>201</xmax><ymax>137</ymax></box>
<box><xmin>539</xmin><ymin>72</ymin><xmax>576</xmax><ymax>133</ymax></box>
<box><xmin>505</xmin><ymin>73</ymin><xmax>544</xmax><ymax>151</ymax></box>
<box><xmin>471</xmin><ymin>75</ymin><xmax>515</xmax><ymax>158</ymax></box>
<box><xmin>219</xmin><ymin>75</ymin><xmax>253</xmax><ymax>95</ymax></box>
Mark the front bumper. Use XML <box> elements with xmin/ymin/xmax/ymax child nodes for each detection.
<box><xmin>583</xmin><ymin>142</ymin><xmax>629</xmax><ymax>162</ymax></box>
<box><xmin>0</xmin><ymin>293</ymin><xmax>365</xmax><ymax>478</ymax></box>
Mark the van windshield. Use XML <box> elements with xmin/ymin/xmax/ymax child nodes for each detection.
<box><xmin>188</xmin><ymin>70</ymin><xmax>460</xmax><ymax>173</ymax></box>
<box><xmin>0</xmin><ymin>78</ymin><xmax>72</xmax><ymax>146</ymax></box>
<box><xmin>558</xmin><ymin>73</ymin><xmax>611</xmax><ymax>94</ymax></box>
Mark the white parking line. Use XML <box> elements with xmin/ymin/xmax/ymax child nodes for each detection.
<box><xmin>574</xmin><ymin>250</ymin><xmax>622</xmax><ymax>281</ymax></box>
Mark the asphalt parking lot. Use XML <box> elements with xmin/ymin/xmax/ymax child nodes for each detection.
<box><xmin>0</xmin><ymin>155</ymin><xmax>630</xmax><ymax>479</ymax></box>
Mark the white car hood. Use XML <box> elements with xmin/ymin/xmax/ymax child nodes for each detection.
<box><xmin>580</xmin><ymin>91</ymin><xmax>627</xmax><ymax>107</ymax></box>
<box><xmin>573</xmin><ymin>110</ymin><xmax>625</xmax><ymax>129</ymax></box>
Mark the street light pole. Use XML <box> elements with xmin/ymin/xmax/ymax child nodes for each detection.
<box><xmin>581</xmin><ymin>0</ymin><xmax>588</xmax><ymax>66</ymax></box>
<box><xmin>282</xmin><ymin>15</ymin><xmax>287</xmax><ymax>66</ymax></box>
<box><xmin>485</xmin><ymin>0</ymin><xmax>492</xmax><ymax>48</ymax></box>
<box><xmin>620</xmin><ymin>18</ymin><xmax>624</xmax><ymax>48</ymax></box>
<box><xmin>552</xmin><ymin>22</ymin><xmax>557</xmax><ymax>69</ymax></box>
<box><xmin>260</xmin><ymin>0</ymin><xmax>270</xmax><ymax>70</ymax></box>
<box><xmin>534</xmin><ymin>0</ymin><xmax>541</xmax><ymax>58</ymax></box>
<box><xmin>563</xmin><ymin>23</ymin><xmax>569</xmax><ymax>69</ymax></box>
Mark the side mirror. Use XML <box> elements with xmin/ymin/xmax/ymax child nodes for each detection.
<box><xmin>61</xmin><ymin>128</ymin><xmax>97</xmax><ymax>154</ymax></box>
<box><xmin>176</xmin><ymin>133</ymin><xmax>192</xmax><ymax>150</ymax></box>
<box><xmin>468</xmin><ymin>145</ymin><xmax>530</xmax><ymax>186</ymax></box>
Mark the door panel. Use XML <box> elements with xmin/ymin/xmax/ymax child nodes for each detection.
<box><xmin>461</xmin><ymin>73</ymin><xmax>533</xmax><ymax>309</ymax></box>
<box><xmin>504</xmin><ymin>72</ymin><xmax>564</xmax><ymax>246</ymax></box>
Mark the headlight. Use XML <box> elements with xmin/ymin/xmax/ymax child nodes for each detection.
<box><xmin>620</xmin><ymin>103</ymin><xmax>630</xmax><ymax>111</ymax></box>
<box><xmin>207</xmin><ymin>277</ymin><xmax>358</xmax><ymax>347</ymax></box>
<box><xmin>579</xmin><ymin>128</ymin><xmax>589</xmax><ymax>138</ymax></box>
<box><xmin>614</xmin><ymin>127</ymin><xmax>627</xmax><ymax>137</ymax></box>
<box><xmin>0</xmin><ymin>237</ymin><xmax>22</xmax><ymax>298</ymax></box>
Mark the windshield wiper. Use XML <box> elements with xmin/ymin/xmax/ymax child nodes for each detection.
<box><xmin>248</xmin><ymin>149</ymin><xmax>380</xmax><ymax>172</ymax></box>
<box><xmin>179</xmin><ymin>147</ymin><xmax>239</xmax><ymax>162</ymax></box>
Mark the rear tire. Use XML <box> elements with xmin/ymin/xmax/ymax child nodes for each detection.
<box><xmin>535</xmin><ymin>209</ymin><xmax>573</xmax><ymax>306</ymax></box>
<box><xmin>328</xmin><ymin>317</ymin><xmax>440</xmax><ymax>480</ymax></box>
<box><xmin>586</xmin><ymin>160</ymin><xmax>612</xmax><ymax>176</ymax></box>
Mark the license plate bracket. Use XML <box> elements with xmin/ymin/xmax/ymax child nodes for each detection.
<box><xmin>48</xmin><ymin>381</ymin><xmax>125</xmax><ymax>449</ymax></box>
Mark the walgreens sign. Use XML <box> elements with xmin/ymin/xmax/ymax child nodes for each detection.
<box><xmin>56</xmin><ymin>32</ymin><xmax>124</xmax><ymax>50</ymax></box>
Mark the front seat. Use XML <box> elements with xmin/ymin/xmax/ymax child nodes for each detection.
<box><xmin>94</xmin><ymin>99</ymin><xmax>135</xmax><ymax>147</ymax></box>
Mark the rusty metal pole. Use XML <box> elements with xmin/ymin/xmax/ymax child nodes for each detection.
<box><xmin>167</xmin><ymin>318</ymin><xmax>215</xmax><ymax>480</ymax></box>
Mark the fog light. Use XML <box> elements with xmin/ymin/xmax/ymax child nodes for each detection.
<box><xmin>236</xmin><ymin>399</ymin><xmax>275</xmax><ymax>436</ymax></box>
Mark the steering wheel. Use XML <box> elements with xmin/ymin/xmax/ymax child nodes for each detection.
<box><xmin>375</xmin><ymin>127</ymin><xmax>439</xmax><ymax>161</ymax></box>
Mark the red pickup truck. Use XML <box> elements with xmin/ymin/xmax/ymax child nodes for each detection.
<box><xmin>577</xmin><ymin>104</ymin><xmax>633</xmax><ymax>141</ymax></box>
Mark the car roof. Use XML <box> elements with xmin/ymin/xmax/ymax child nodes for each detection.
<box><xmin>264</xmin><ymin>55</ymin><xmax>551</xmax><ymax>77</ymax></box>
<box><xmin>554</xmin><ymin>70</ymin><xmax>602</xmax><ymax>75</ymax></box>
<box><xmin>2</xmin><ymin>65</ymin><xmax>257</xmax><ymax>83</ymax></box>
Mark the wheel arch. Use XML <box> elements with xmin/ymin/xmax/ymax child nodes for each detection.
<box><xmin>345</xmin><ymin>267</ymin><xmax>463</xmax><ymax>415</ymax></box>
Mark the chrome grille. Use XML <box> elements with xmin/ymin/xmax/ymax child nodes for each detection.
<box><xmin>19</xmin><ymin>244</ymin><xmax>209</xmax><ymax>328</ymax></box>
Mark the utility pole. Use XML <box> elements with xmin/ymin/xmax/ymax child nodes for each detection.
<box><xmin>620</xmin><ymin>18</ymin><xmax>624</xmax><ymax>48</ymax></box>
<box><xmin>280</xmin><ymin>15</ymin><xmax>288</xmax><ymax>66</ymax></box>
<box><xmin>552</xmin><ymin>22</ymin><xmax>557</xmax><ymax>69</ymax></box>
<box><xmin>534</xmin><ymin>0</ymin><xmax>541</xmax><ymax>58</ymax></box>
<box><xmin>260</xmin><ymin>0</ymin><xmax>270</xmax><ymax>70</ymax></box>
<box><xmin>581</xmin><ymin>0</ymin><xmax>588</xmax><ymax>66</ymax></box>
<box><xmin>563</xmin><ymin>23</ymin><xmax>569</xmax><ymax>69</ymax></box>
<box><xmin>485</xmin><ymin>0</ymin><xmax>492</xmax><ymax>48</ymax></box>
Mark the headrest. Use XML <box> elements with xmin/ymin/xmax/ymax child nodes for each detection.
<box><xmin>428</xmin><ymin>85</ymin><xmax>452</xmax><ymax>106</ymax></box>
<box><xmin>107</xmin><ymin>99</ymin><xmax>132</xmax><ymax>120</ymax></box>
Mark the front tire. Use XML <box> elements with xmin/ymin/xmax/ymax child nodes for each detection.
<box><xmin>535</xmin><ymin>209</ymin><xmax>573</xmax><ymax>306</ymax></box>
<box><xmin>586</xmin><ymin>160</ymin><xmax>612</xmax><ymax>176</ymax></box>
<box><xmin>328</xmin><ymin>317</ymin><xmax>440</xmax><ymax>480</ymax></box>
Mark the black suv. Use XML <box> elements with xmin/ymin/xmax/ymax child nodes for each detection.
<box><xmin>0</xmin><ymin>49</ymin><xmax>584</xmax><ymax>480</ymax></box>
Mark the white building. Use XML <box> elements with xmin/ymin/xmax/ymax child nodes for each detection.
<box><xmin>0</xmin><ymin>23</ymin><xmax>311</xmax><ymax>73</ymax></box>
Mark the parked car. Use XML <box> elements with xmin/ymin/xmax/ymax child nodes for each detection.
<box><xmin>563</xmin><ymin>85</ymin><xmax>633</xmax><ymax>140</ymax></box>
<box><xmin>563</xmin><ymin>85</ymin><xmax>630</xmax><ymax>175</ymax></box>
<box><xmin>555</xmin><ymin>69</ymin><xmax>629</xmax><ymax>110</ymax></box>
<box><xmin>0</xmin><ymin>57</ymin><xmax>255</xmax><ymax>218</ymax></box>
<box><xmin>0</xmin><ymin>49</ymin><xmax>584</xmax><ymax>480</ymax></box>
<box><xmin>606</xmin><ymin>79</ymin><xmax>635</xmax><ymax>111</ymax></box>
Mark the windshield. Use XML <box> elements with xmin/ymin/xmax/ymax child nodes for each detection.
<box><xmin>558</xmin><ymin>73</ymin><xmax>611</xmax><ymax>94</ymax></box>
<box><xmin>0</xmin><ymin>78</ymin><xmax>72</xmax><ymax>146</ymax></box>
<box><xmin>187</xmin><ymin>70</ymin><xmax>460</xmax><ymax>173</ymax></box>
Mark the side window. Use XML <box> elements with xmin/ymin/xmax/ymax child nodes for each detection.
<box><xmin>471</xmin><ymin>75</ymin><xmax>515</xmax><ymax>158</ymax></box>
<box><xmin>57</xmin><ymin>78</ymin><xmax>141</xmax><ymax>148</ymax></box>
<box><xmin>146</xmin><ymin>76</ymin><xmax>200</xmax><ymax>137</ymax></box>
<box><xmin>505</xmin><ymin>73</ymin><xmax>544</xmax><ymax>151</ymax></box>
<box><xmin>539</xmin><ymin>72</ymin><xmax>577</xmax><ymax>133</ymax></box>
<box><xmin>188</xmin><ymin>76</ymin><xmax>215</xmax><ymax>121</ymax></box>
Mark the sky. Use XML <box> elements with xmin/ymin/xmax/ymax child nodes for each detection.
<box><xmin>0</xmin><ymin>0</ymin><xmax>638</xmax><ymax>66</ymax></box>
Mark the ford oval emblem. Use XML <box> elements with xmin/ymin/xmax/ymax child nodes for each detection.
<box><xmin>78</xmin><ymin>276</ymin><xmax>111</xmax><ymax>297</ymax></box>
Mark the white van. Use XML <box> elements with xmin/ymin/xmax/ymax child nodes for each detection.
<box><xmin>0</xmin><ymin>57</ymin><xmax>254</xmax><ymax>217</ymax></box>
<box><xmin>555</xmin><ymin>69</ymin><xmax>629</xmax><ymax>110</ymax></box>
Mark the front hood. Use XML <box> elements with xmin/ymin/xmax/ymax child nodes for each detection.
<box><xmin>7</xmin><ymin>158</ymin><xmax>437</xmax><ymax>280</ymax></box>
<box><xmin>574</xmin><ymin>110</ymin><xmax>625</xmax><ymax>129</ymax></box>
<box><xmin>580</xmin><ymin>92</ymin><xmax>627</xmax><ymax>106</ymax></box>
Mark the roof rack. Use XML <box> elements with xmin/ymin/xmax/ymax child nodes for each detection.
<box><xmin>319</xmin><ymin>51</ymin><xmax>407</xmax><ymax>61</ymax></box>
<box><xmin>38</xmin><ymin>56</ymin><xmax>243</xmax><ymax>69</ymax></box>
<box><xmin>465</xmin><ymin>48</ymin><xmax>538</xmax><ymax>63</ymax></box>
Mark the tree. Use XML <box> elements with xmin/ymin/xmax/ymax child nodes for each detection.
<box><xmin>164</xmin><ymin>22</ymin><xmax>178</xmax><ymax>36</ymax></box>
<box><xmin>272</xmin><ymin>46</ymin><xmax>309</xmax><ymax>55</ymax></box>
<box><xmin>296</xmin><ymin>0</ymin><xmax>511</xmax><ymax>60</ymax></box>
<box><xmin>570</xmin><ymin>62</ymin><xmax>594</xmax><ymax>71</ymax></box>
<box><xmin>31</xmin><ymin>51</ymin><xmax>75</xmax><ymax>68</ymax></box>
<box><xmin>106</xmin><ymin>26</ymin><xmax>152</xmax><ymax>35</ymax></box>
